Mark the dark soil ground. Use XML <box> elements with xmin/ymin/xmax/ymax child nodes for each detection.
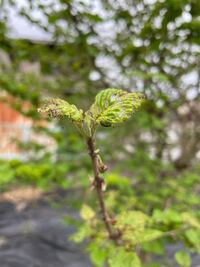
<box><xmin>0</xmin><ymin>187</ymin><xmax>91</xmax><ymax>267</ymax></box>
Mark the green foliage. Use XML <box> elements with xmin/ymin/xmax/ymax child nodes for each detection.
<box><xmin>38</xmin><ymin>98</ymin><xmax>83</xmax><ymax>122</ymax></box>
<box><xmin>115</xmin><ymin>211</ymin><xmax>164</xmax><ymax>246</ymax></box>
<box><xmin>0</xmin><ymin>161</ymin><xmax>15</xmax><ymax>190</ymax></box>
<box><xmin>86</xmin><ymin>238</ymin><xmax>142</xmax><ymax>267</ymax></box>
<box><xmin>39</xmin><ymin>89</ymin><xmax>144</xmax><ymax>137</ymax></box>
<box><xmin>15</xmin><ymin>162</ymin><xmax>68</xmax><ymax>189</ymax></box>
<box><xmin>87</xmin><ymin>241</ymin><xmax>109</xmax><ymax>267</ymax></box>
<box><xmin>108</xmin><ymin>247</ymin><xmax>141</xmax><ymax>267</ymax></box>
<box><xmin>80</xmin><ymin>204</ymin><xmax>95</xmax><ymax>221</ymax></box>
<box><xmin>105</xmin><ymin>173</ymin><xmax>131</xmax><ymax>192</ymax></box>
<box><xmin>116</xmin><ymin>211</ymin><xmax>149</xmax><ymax>231</ymax></box>
<box><xmin>70</xmin><ymin>160</ymin><xmax>199</xmax><ymax>265</ymax></box>
<box><xmin>185</xmin><ymin>229</ymin><xmax>200</xmax><ymax>249</ymax></box>
<box><xmin>175</xmin><ymin>250</ymin><xmax>191</xmax><ymax>267</ymax></box>
<box><xmin>0</xmin><ymin>159</ymin><xmax>71</xmax><ymax>190</ymax></box>
<box><xmin>73</xmin><ymin>207</ymin><xmax>143</xmax><ymax>267</ymax></box>
<box><xmin>89</xmin><ymin>89</ymin><xmax>144</xmax><ymax>127</ymax></box>
<box><xmin>70</xmin><ymin>224</ymin><xmax>92</xmax><ymax>243</ymax></box>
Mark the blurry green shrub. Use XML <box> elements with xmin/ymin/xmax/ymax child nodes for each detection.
<box><xmin>0</xmin><ymin>160</ymin><xmax>15</xmax><ymax>190</ymax></box>
<box><xmin>0</xmin><ymin>159</ymin><xmax>70</xmax><ymax>190</ymax></box>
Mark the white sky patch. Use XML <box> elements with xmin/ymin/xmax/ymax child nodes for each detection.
<box><xmin>6</xmin><ymin>0</ymin><xmax>52</xmax><ymax>40</ymax></box>
<box><xmin>186</xmin><ymin>88</ymin><xmax>198</xmax><ymax>100</ymax></box>
<box><xmin>182</xmin><ymin>11</ymin><xmax>192</xmax><ymax>23</ymax></box>
<box><xmin>182</xmin><ymin>71</ymin><xmax>199</xmax><ymax>100</ymax></box>
<box><xmin>170</xmin><ymin>147</ymin><xmax>181</xmax><ymax>161</ymax></box>
<box><xmin>96</xmin><ymin>54</ymin><xmax>121</xmax><ymax>82</ymax></box>
<box><xmin>89</xmin><ymin>71</ymin><xmax>101</xmax><ymax>81</ymax></box>
<box><xmin>8</xmin><ymin>14</ymin><xmax>51</xmax><ymax>41</ymax></box>
<box><xmin>156</xmin><ymin>99</ymin><xmax>164</xmax><ymax>108</ymax></box>
<box><xmin>144</xmin><ymin>0</ymin><xmax>157</xmax><ymax>4</ymax></box>
<box><xmin>168</xmin><ymin>129</ymin><xmax>179</xmax><ymax>143</ymax></box>
<box><xmin>95</xmin><ymin>20</ymin><xmax>116</xmax><ymax>39</ymax></box>
<box><xmin>196</xmin><ymin>150</ymin><xmax>200</xmax><ymax>159</ymax></box>
<box><xmin>133</xmin><ymin>38</ymin><xmax>143</xmax><ymax>47</ymax></box>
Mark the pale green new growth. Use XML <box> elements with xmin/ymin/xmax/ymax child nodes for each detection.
<box><xmin>38</xmin><ymin>89</ymin><xmax>144</xmax><ymax>137</ymax></box>
<box><xmin>90</xmin><ymin>88</ymin><xmax>144</xmax><ymax>127</ymax></box>
<box><xmin>38</xmin><ymin>98</ymin><xmax>83</xmax><ymax>122</ymax></box>
<box><xmin>80</xmin><ymin>204</ymin><xmax>95</xmax><ymax>221</ymax></box>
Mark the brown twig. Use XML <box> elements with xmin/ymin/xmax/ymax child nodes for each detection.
<box><xmin>87</xmin><ymin>137</ymin><xmax>120</xmax><ymax>243</ymax></box>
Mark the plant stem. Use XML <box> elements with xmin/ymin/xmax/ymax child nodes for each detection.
<box><xmin>87</xmin><ymin>137</ymin><xmax>119</xmax><ymax>243</ymax></box>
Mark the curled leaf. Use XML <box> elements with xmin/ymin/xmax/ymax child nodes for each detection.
<box><xmin>38</xmin><ymin>98</ymin><xmax>83</xmax><ymax>122</ymax></box>
<box><xmin>89</xmin><ymin>88</ymin><xmax>144</xmax><ymax>127</ymax></box>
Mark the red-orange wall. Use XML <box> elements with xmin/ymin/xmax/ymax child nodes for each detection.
<box><xmin>0</xmin><ymin>101</ymin><xmax>32</xmax><ymax>157</ymax></box>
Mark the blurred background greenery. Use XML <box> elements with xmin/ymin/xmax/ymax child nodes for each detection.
<box><xmin>0</xmin><ymin>0</ymin><xmax>200</xmax><ymax>266</ymax></box>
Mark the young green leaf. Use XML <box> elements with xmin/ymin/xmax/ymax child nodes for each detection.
<box><xmin>87</xmin><ymin>241</ymin><xmax>109</xmax><ymax>267</ymax></box>
<box><xmin>181</xmin><ymin>212</ymin><xmax>200</xmax><ymax>229</ymax></box>
<box><xmin>122</xmin><ymin>229</ymin><xmax>164</xmax><ymax>246</ymax></box>
<box><xmin>116</xmin><ymin>211</ymin><xmax>149</xmax><ymax>230</ymax></box>
<box><xmin>80</xmin><ymin>204</ymin><xmax>95</xmax><ymax>221</ymax></box>
<box><xmin>175</xmin><ymin>250</ymin><xmax>191</xmax><ymax>267</ymax></box>
<box><xmin>115</xmin><ymin>211</ymin><xmax>164</xmax><ymax>246</ymax></box>
<box><xmin>70</xmin><ymin>224</ymin><xmax>92</xmax><ymax>243</ymax></box>
<box><xmin>89</xmin><ymin>88</ymin><xmax>144</xmax><ymax>127</ymax></box>
<box><xmin>38</xmin><ymin>98</ymin><xmax>83</xmax><ymax>122</ymax></box>
<box><xmin>108</xmin><ymin>247</ymin><xmax>141</xmax><ymax>267</ymax></box>
<box><xmin>184</xmin><ymin>229</ymin><xmax>200</xmax><ymax>248</ymax></box>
